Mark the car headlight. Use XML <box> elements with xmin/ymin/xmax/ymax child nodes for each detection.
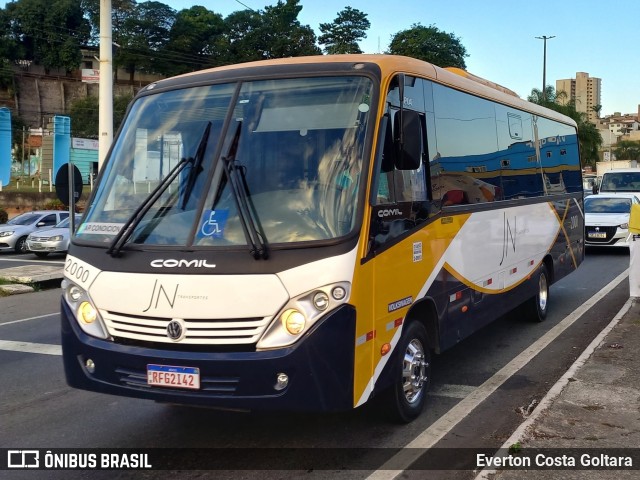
<box><xmin>256</xmin><ymin>282</ymin><xmax>350</xmax><ymax>350</ymax></box>
<box><xmin>0</xmin><ymin>231</ymin><xmax>14</xmax><ymax>237</ymax></box>
<box><xmin>62</xmin><ymin>279</ymin><xmax>109</xmax><ymax>339</ymax></box>
<box><xmin>620</xmin><ymin>223</ymin><xmax>629</xmax><ymax>229</ymax></box>
<box><xmin>49</xmin><ymin>235</ymin><xmax>63</xmax><ymax>241</ymax></box>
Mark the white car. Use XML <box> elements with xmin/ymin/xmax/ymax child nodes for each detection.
<box><xmin>26</xmin><ymin>215</ymin><xmax>81</xmax><ymax>257</ymax></box>
<box><xmin>0</xmin><ymin>211</ymin><xmax>69</xmax><ymax>253</ymax></box>
<box><xmin>585</xmin><ymin>193</ymin><xmax>640</xmax><ymax>247</ymax></box>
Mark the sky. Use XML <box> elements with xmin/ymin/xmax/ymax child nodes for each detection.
<box><xmin>2</xmin><ymin>0</ymin><xmax>637</xmax><ymax>116</ymax></box>
<box><xmin>162</xmin><ymin>0</ymin><xmax>637</xmax><ymax>117</ymax></box>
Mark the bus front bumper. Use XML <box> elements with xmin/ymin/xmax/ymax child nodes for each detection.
<box><xmin>61</xmin><ymin>300</ymin><xmax>356</xmax><ymax>412</ymax></box>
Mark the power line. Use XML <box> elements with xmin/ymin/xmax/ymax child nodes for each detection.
<box><xmin>233</xmin><ymin>0</ymin><xmax>256</xmax><ymax>11</ymax></box>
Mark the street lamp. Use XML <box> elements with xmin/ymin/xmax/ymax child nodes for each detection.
<box><xmin>535</xmin><ymin>35</ymin><xmax>555</xmax><ymax>99</ymax></box>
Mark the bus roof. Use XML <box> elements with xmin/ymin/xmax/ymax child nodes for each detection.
<box><xmin>149</xmin><ymin>54</ymin><xmax>577</xmax><ymax>128</ymax></box>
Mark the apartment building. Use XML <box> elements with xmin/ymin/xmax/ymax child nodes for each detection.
<box><xmin>597</xmin><ymin>106</ymin><xmax>640</xmax><ymax>147</ymax></box>
<box><xmin>556</xmin><ymin>72</ymin><xmax>602</xmax><ymax>122</ymax></box>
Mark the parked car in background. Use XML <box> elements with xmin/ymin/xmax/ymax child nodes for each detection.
<box><xmin>585</xmin><ymin>193</ymin><xmax>640</xmax><ymax>248</ymax></box>
<box><xmin>0</xmin><ymin>211</ymin><xmax>69</xmax><ymax>253</ymax></box>
<box><xmin>26</xmin><ymin>215</ymin><xmax>80</xmax><ymax>257</ymax></box>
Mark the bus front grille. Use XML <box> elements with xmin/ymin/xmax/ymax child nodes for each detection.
<box><xmin>102</xmin><ymin>311</ymin><xmax>272</xmax><ymax>345</ymax></box>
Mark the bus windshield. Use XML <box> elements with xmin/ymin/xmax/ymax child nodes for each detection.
<box><xmin>77</xmin><ymin>76</ymin><xmax>374</xmax><ymax>249</ymax></box>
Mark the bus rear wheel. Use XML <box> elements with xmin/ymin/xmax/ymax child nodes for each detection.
<box><xmin>522</xmin><ymin>264</ymin><xmax>549</xmax><ymax>322</ymax></box>
<box><xmin>383</xmin><ymin>321</ymin><xmax>431</xmax><ymax>423</ymax></box>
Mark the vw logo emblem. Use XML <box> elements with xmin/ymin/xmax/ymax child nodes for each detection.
<box><xmin>166</xmin><ymin>319</ymin><xmax>186</xmax><ymax>341</ymax></box>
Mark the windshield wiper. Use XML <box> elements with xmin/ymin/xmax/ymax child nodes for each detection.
<box><xmin>220</xmin><ymin>122</ymin><xmax>268</xmax><ymax>259</ymax></box>
<box><xmin>181</xmin><ymin>121</ymin><xmax>212</xmax><ymax>209</ymax></box>
<box><xmin>106</xmin><ymin>123</ymin><xmax>212</xmax><ymax>257</ymax></box>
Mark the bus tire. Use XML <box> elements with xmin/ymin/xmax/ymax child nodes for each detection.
<box><xmin>383</xmin><ymin>321</ymin><xmax>431</xmax><ymax>423</ymax></box>
<box><xmin>523</xmin><ymin>264</ymin><xmax>549</xmax><ymax>322</ymax></box>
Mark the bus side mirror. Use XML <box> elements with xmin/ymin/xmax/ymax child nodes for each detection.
<box><xmin>394</xmin><ymin>110</ymin><xmax>422</xmax><ymax>170</ymax></box>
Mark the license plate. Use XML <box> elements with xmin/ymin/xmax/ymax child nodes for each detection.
<box><xmin>30</xmin><ymin>243</ymin><xmax>43</xmax><ymax>249</ymax></box>
<box><xmin>147</xmin><ymin>364</ymin><xmax>200</xmax><ymax>390</ymax></box>
<box><xmin>588</xmin><ymin>232</ymin><xmax>607</xmax><ymax>239</ymax></box>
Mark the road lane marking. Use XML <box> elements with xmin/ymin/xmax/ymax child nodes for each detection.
<box><xmin>0</xmin><ymin>340</ymin><xmax>61</xmax><ymax>355</ymax></box>
<box><xmin>0</xmin><ymin>313</ymin><xmax>59</xmax><ymax>327</ymax></box>
<box><xmin>0</xmin><ymin>258</ymin><xmax>65</xmax><ymax>264</ymax></box>
<box><xmin>366</xmin><ymin>268</ymin><xmax>629</xmax><ymax>480</ymax></box>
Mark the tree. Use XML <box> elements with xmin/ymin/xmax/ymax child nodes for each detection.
<box><xmin>0</xmin><ymin>7</ymin><xmax>18</xmax><ymax>89</ymax></box>
<box><xmin>9</xmin><ymin>0</ymin><xmax>90</xmax><ymax>72</ymax></box>
<box><xmin>81</xmin><ymin>0</ymin><xmax>137</xmax><ymax>47</ymax></box>
<box><xmin>387</xmin><ymin>24</ymin><xmax>467</xmax><ymax>68</ymax></box>
<box><xmin>318</xmin><ymin>7</ymin><xmax>370</xmax><ymax>54</ymax></box>
<box><xmin>0</xmin><ymin>6</ymin><xmax>23</xmax><ymax>63</ymax></box>
<box><xmin>613</xmin><ymin>140</ymin><xmax>640</xmax><ymax>161</ymax></box>
<box><xmin>527</xmin><ymin>86</ymin><xmax>603</xmax><ymax>168</ymax></box>
<box><xmin>218</xmin><ymin>0</ymin><xmax>319</xmax><ymax>65</ymax></box>
<box><xmin>118</xmin><ymin>1</ymin><xmax>176</xmax><ymax>81</ymax></box>
<box><xmin>164</xmin><ymin>6</ymin><xmax>225</xmax><ymax>75</ymax></box>
<box><xmin>69</xmin><ymin>93</ymin><xmax>133</xmax><ymax>139</ymax></box>
<box><xmin>259</xmin><ymin>0</ymin><xmax>321</xmax><ymax>59</ymax></box>
<box><xmin>222</xmin><ymin>9</ymin><xmax>266</xmax><ymax>64</ymax></box>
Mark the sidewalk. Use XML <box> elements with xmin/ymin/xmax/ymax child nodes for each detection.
<box><xmin>479</xmin><ymin>298</ymin><xmax>640</xmax><ymax>479</ymax></box>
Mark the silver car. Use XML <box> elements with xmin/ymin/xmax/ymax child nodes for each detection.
<box><xmin>0</xmin><ymin>211</ymin><xmax>69</xmax><ymax>253</ymax></box>
<box><xmin>26</xmin><ymin>215</ymin><xmax>81</xmax><ymax>257</ymax></box>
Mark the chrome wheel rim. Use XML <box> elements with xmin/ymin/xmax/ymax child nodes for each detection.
<box><xmin>538</xmin><ymin>273</ymin><xmax>548</xmax><ymax>312</ymax></box>
<box><xmin>402</xmin><ymin>339</ymin><xmax>429</xmax><ymax>404</ymax></box>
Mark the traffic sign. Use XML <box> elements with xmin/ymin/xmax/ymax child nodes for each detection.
<box><xmin>55</xmin><ymin>163</ymin><xmax>83</xmax><ymax>206</ymax></box>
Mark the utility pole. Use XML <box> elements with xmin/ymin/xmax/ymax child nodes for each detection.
<box><xmin>21</xmin><ymin>125</ymin><xmax>25</xmax><ymax>178</ymax></box>
<box><xmin>535</xmin><ymin>35</ymin><xmax>555</xmax><ymax>100</ymax></box>
<box><xmin>99</xmin><ymin>0</ymin><xmax>113</xmax><ymax>172</ymax></box>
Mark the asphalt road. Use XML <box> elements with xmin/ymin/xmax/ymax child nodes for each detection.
<box><xmin>0</xmin><ymin>248</ymin><xmax>631</xmax><ymax>480</ymax></box>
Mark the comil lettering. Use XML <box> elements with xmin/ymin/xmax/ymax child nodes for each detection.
<box><xmin>378</xmin><ymin>208</ymin><xmax>403</xmax><ymax>218</ymax></box>
<box><xmin>150</xmin><ymin>259</ymin><xmax>217</xmax><ymax>268</ymax></box>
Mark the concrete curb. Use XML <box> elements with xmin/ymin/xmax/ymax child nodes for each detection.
<box><xmin>0</xmin><ymin>283</ymin><xmax>35</xmax><ymax>295</ymax></box>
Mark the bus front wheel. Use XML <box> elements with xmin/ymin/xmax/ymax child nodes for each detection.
<box><xmin>383</xmin><ymin>321</ymin><xmax>431</xmax><ymax>423</ymax></box>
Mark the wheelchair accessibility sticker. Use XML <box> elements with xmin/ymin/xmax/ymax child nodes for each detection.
<box><xmin>198</xmin><ymin>209</ymin><xmax>228</xmax><ymax>239</ymax></box>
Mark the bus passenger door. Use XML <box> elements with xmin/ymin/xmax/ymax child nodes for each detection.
<box><xmin>365</xmin><ymin>106</ymin><xmax>434</xmax><ymax>399</ymax></box>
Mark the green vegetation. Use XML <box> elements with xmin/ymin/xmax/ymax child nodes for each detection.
<box><xmin>388</xmin><ymin>24</ymin><xmax>468</xmax><ymax>69</ymax></box>
<box><xmin>318</xmin><ymin>7</ymin><xmax>370</xmax><ymax>54</ymax></box>
<box><xmin>69</xmin><ymin>93</ymin><xmax>133</xmax><ymax>139</ymax></box>
<box><xmin>1</xmin><ymin>0</ymin><xmax>469</xmax><ymax>79</ymax></box>
<box><xmin>613</xmin><ymin>140</ymin><xmax>640</xmax><ymax>161</ymax></box>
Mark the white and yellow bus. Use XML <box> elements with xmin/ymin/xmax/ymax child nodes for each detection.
<box><xmin>61</xmin><ymin>55</ymin><xmax>584</xmax><ymax>422</ymax></box>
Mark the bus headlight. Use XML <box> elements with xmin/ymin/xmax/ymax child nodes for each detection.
<box><xmin>256</xmin><ymin>282</ymin><xmax>350</xmax><ymax>350</ymax></box>
<box><xmin>79</xmin><ymin>302</ymin><xmax>98</xmax><ymax>324</ymax></box>
<box><xmin>62</xmin><ymin>279</ymin><xmax>109</xmax><ymax>339</ymax></box>
<box><xmin>282</xmin><ymin>309</ymin><xmax>306</xmax><ymax>334</ymax></box>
